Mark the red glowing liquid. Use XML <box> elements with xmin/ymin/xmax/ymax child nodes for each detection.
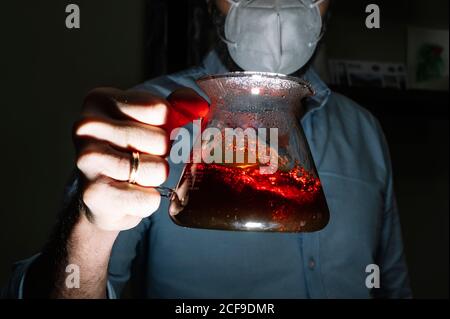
<box><xmin>171</xmin><ymin>163</ymin><xmax>330</xmax><ymax>232</ymax></box>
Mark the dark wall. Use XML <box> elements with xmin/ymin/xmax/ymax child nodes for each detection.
<box><xmin>0</xmin><ymin>0</ymin><xmax>146</xmax><ymax>287</ymax></box>
<box><xmin>387</xmin><ymin>115</ymin><xmax>449</xmax><ymax>299</ymax></box>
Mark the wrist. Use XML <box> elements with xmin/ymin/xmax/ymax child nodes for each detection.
<box><xmin>69</xmin><ymin>212</ymin><xmax>119</xmax><ymax>260</ymax></box>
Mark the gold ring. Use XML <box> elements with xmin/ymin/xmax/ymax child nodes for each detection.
<box><xmin>129</xmin><ymin>151</ymin><xmax>140</xmax><ymax>184</ymax></box>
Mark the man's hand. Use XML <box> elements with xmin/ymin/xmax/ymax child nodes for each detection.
<box><xmin>23</xmin><ymin>87</ymin><xmax>208</xmax><ymax>299</ymax></box>
<box><xmin>74</xmin><ymin>87</ymin><xmax>208</xmax><ymax>231</ymax></box>
<box><xmin>74</xmin><ymin>88</ymin><xmax>171</xmax><ymax>231</ymax></box>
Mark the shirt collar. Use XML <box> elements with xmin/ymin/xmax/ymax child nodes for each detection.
<box><xmin>201</xmin><ymin>49</ymin><xmax>331</xmax><ymax>115</ymax></box>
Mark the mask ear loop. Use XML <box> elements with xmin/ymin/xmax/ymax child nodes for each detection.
<box><xmin>218</xmin><ymin>32</ymin><xmax>237</xmax><ymax>48</ymax></box>
<box><xmin>309</xmin><ymin>0</ymin><xmax>327</xmax><ymax>8</ymax></box>
<box><xmin>225</xmin><ymin>0</ymin><xmax>241</xmax><ymax>5</ymax></box>
<box><xmin>298</xmin><ymin>0</ymin><xmax>325</xmax><ymax>8</ymax></box>
<box><xmin>306</xmin><ymin>0</ymin><xmax>326</xmax><ymax>48</ymax></box>
<box><xmin>307</xmin><ymin>32</ymin><xmax>324</xmax><ymax>48</ymax></box>
<box><xmin>217</xmin><ymin>0</ymin><xmax>240</xmax><ymax>48</ymax></box>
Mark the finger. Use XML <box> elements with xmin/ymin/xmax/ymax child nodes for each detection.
<box><xmin>92</xmin><ymin>214</ymin><xmax>144</xmax><ymax>232</ymax></box>
<box><xmin>74</xmin><ymin>117</ymin><xmax>168</xmax><ymax>155</ymax></box>
<box><xmin>165</xmin><ymin>88</ymin><xmax>210</xmax><ymax>133</ymax></box>
<box><xmin>168</xmin><ymin>88</ymin><xmax>210</xmax><ymax>119</ymax></box>
<box><xmin>77</xmin><ymin>142</ymin><xmax>169</xmax><ymax>187</ymax></box>
<box><xmin>84</xmin><ymin>87</ymin><xmax>170</xmax><ymax>126</ymax></box>
<box><xmin>82</xmin><ymin>177</ymin><xmax>162</xmax><ymax>219</ymax></box>
<box><xmin>116</xmin><ymin>90</ymin><xmax>170</xmax><ymax>126</ymax></box>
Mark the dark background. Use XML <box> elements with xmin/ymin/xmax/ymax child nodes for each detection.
<box><xmin>0</xmin><ymin>0</ymin><xmax>448</xmax><ymax>298</ymax></box>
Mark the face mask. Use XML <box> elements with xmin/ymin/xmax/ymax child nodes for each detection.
<box><xmin>221</xmin><ymin>0</ymin><xmax>324</xmax><ymax>75</ymax></box>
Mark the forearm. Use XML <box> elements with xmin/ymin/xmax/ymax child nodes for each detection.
<box><xmin>24</xmin><ymin>204</ymin><xmax>118</xmax><ymax>299</ymax></box>
<box><xmin>51</xmin><ymin>213</ymin><xmax>119</xmax><ymax>298</ymax></box>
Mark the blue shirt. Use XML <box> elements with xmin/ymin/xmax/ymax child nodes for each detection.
<box><xmin>2</xmin><ymin>50</ymin><xmax>411</xmax><ymax>299</ymax></box>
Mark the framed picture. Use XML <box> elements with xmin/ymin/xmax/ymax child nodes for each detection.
<box><xmin>407</xmin><ymin>27</ymin><xmax>449</xmax><ymax>91</ymax></box>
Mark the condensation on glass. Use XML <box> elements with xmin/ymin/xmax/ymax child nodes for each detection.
<box><xmin>169</xmin><ymin>72</ymin><xmax>330</xmax><ymax>233</ymax></box>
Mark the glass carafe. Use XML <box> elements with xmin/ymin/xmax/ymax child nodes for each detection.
<box><xmin>169</xmin><ymin>72</ymin><xmax>329</xmax><ymax>232</ymax></box>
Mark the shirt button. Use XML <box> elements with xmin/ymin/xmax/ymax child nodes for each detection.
<box><xmin>308</xmin><ymin>258</ymin><xmax>316</xmax><ymax>270</ymax></box>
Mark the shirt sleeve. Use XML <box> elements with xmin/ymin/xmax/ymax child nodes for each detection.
<box><xmin>1</xmin><ymin>170</ymin><xmax>151</xmax><ymax>299</ymax></box>
<box><xmin>0</xmin><ymin>253</ymin><xmax>120</xmax><ymax>299</ymax></box>
<box><xmin>374</xmin><ymin>122</ymin><xmax>412</xmax><ymax>299</ymax></box>
<box><xmin>1</xmin><ymin>254</ymin><xmax>39</xmax><ymax>299</ymax></box>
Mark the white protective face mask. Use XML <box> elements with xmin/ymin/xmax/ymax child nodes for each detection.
<box><xmin>221</xmin><ymin>0</ymin><xmax>324</xmax><ymax>75</ymax></box>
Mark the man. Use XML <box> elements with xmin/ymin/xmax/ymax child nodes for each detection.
<box><xmin>2</xmin><ymin>0</ymin><xmax>411</xmax><ymax>298</ymax></box>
